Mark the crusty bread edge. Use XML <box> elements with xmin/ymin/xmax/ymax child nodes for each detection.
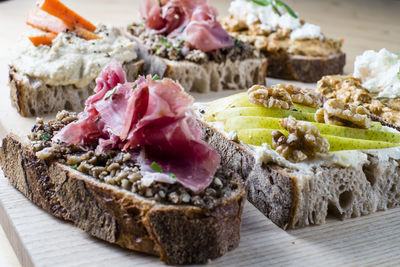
<box><xmin>0</xmin><ymin>133</ymin><xmax>246</xmax><ymax>264</ymax></box>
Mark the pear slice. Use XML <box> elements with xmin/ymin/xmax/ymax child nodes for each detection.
<box><xmin>215</xmin><ymin>107</ymin><xmax>315</xmax><ymax>122</ymax></box>
<box><xmin>293</xmin><ymin>103</ymin><xmax>318</xmax><ymax>113</ymax></box>
<box><xmin>236</xmin><ymin>129</ymin><xmax>400</xmax><ymax>151</ymax></box>
<box><xmin>204</xmin><ymin>93</ymin><xmax>248</xmax><ymax>121</ymax></box>
<box><xmin>226</xmin><ymin>116</ymin><xmax>399</xmax><ymax>143</ymax></box>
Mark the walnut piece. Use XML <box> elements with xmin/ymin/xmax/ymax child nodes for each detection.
<box><xmin>248</xmin><ymin>84</ymin><xmax>322</xmax><ymax>110</ymax></box>
<box><xmin>316</xmin><ymin>75</ymin><xmax>371</xmax><ymax>104</ymax></box>
<box><xmin>315</xmin><ymin>99</ymin><xmax>371</xmax><ymax>129</ymax></box>
<box><xmin>248</xmin><ymin>85</ymin><xmax>294</xmax><ymax>110</ymax></box>
<box><xmin>272</xmin><ymin>116</ymin><xmax>329</xmax><ymax>163</ymax></box>
<box><xmin>274</xmin><ymin>84</ymin><xmax>322</xmax><ymax>108</ymax></box>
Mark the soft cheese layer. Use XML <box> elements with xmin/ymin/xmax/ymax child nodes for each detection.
<box><xmin>11</xmin><ymin>26</ymin><xmax>137</xmax><ymax>88</ymax></box>
<box><xmin>354</xmin><ymin>48</ymin><xmax>400</xmax><ymax>98</ymax></box>
<box><xmin>228</xmin><ymin>0</ymin><xmax>322</xmax><ymax>40</ymax></box>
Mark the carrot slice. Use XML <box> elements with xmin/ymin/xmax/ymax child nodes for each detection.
<box><xmin>36</xmin><ymin>0</ymin><xmax>96</xmax><ymax>32</ymax></box>
<box><xmin>28</xmin><ymin>32</ymin><xmax>57</xmax><ymax>46</ymax></box>
<box><xmin>74</xmin><ymin>27</ymin><xmax>101</xmax><ymax>40</ymax></box>
<box><xmin>26</xmin><ymin>8</ymin><xmax>71</xmax><ymax>33</ymax></box>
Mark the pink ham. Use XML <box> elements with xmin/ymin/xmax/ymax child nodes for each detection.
<box><xmin>53</xmin><ymin>62</ymin><xmax>220</xmax><ymax>193</ymax></box>
<box><xmin>139</xmin><ymin>0</ymin><xmax>233</xmax><ymax>52</ymax></box>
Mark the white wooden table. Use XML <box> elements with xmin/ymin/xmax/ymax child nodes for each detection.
<box><xmin>0</xmin><ymin>0</ymin><xmax>399</xmax><ymax>266</ymax></box>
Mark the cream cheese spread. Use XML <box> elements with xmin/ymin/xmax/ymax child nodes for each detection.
<box><xmin>11</xmin><ymin>25</ymin><xmax>137</xmax><ymax>88</ymax></box>
<box><xmin>354</xmin><ymin>48</ymin><xmax>400</xmax><ymax>98</ymax></box>
<box><xmin>228</xmin><ymin>0</ymin><xmax>322</xmax><ymax>41</ymax></box>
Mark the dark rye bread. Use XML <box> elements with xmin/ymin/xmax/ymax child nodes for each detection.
<box><xmin>267</xmin><ymin>52</ymin><xmax>346</xmax><ymax>83</ymax></box>
<box><xmin>130</xmin><ymin>37</ymin><xmax>268</xmax><ymax>93</ymax></box>
<box><xmin>9</xmin><ymin>60</ymin><xmax>144</xmax><ymax>117</ymax></box>
<box><xmin>199</xmin><ymin>120</ymin><xmax>400</xmax><ymax>230</ymax></box>
<box><xmin>0</xmin><ymin>134</ymin><xmax>246</xmax><ymax>265</ymax></box>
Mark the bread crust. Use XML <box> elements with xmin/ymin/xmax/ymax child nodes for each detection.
<box><xmin>199</xmin><ymin>119</ymin><xmax>400</xmax><ymax>230</ymax></box>
<box><xmin>128</xmin><ymin>35</ymin><xmax>268</xmax><ymax>93</ymax></box>
<box><xmin>267</xmin><ymin>52</ymin><xmax>346</xmax><ymax>83</ymax></box>
<box><xmin>0</xmin><ymin>134</ymin><xmax>246</xmax><ymax>264</ymax></box>
<box><xmin>9</xmin><ymin>60</ymin><xmax>144</xmax><ymax>117</ymax></box>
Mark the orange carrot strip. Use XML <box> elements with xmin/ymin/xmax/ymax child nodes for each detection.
<box><xmin>26</xmin><ymin>8</ymin><xmax>72</xmax><ymax>33</ymax></box>
<box><xmin>28</xmin><ymin>32</ymin><xmax>57</xmax><ymax>46</ymax></box>
<box><xmin>36</xmin><ymin>0</ymin><xmax>96</xmax><ymax>32</ymax></box>
<box><xmin>74</xmin><ymin>27</ymin><xmax>101</xmax><ymax>40</ymax></box>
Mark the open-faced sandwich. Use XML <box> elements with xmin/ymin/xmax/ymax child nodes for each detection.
<box><xmin>10</xmin><ymin>0</ymin><xmax>143</xmax><ymax>117</ymax></box>
<box><xmin>0</xmin><ymin>62</ymin><xmax>246</xmax><ymax>264</ymax></box>
<box><xmin>125</xmin><ymin>0</ymin><xmax>268</xmax><ymax>93</ymax></box>
<box><xmin>197</xmin><ymin>83</ymin><xmax>400</xmax><ymax>229</ymax></box>
<box><xmin>317</xmin><ymin>48</ymin><xmax>400</xmax><ymax>130</ymax></box>
<box><xmin>222</xmin><ymin>0</ymin><xmax>345</xmax><ymax>82</ymax></box>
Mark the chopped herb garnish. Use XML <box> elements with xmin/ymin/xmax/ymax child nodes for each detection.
<box><xmin>139</xmin><ymin>23</ymin><xmax>145</xmax><ymax>28</ymax></box>
<box><xmin>103</xmin><ymin>86</ymin><xmax>119</xmax><ymax>100</ymax></box>
<box><xmin>132</xmin><ymin>83</ymin><xmax>137</xmax><ymax>90</ymax></box>
<box><xmin>166</xmin><ymin>42</ymin><xmax>172</xmax><ymax>49</ymax></box>
<box><xmin>174</xmin><ymin>39</ymin><xmax>185</xmax><ymax>48</ymax></box>
<box><xmin>126</xmin><ymin>25</ymin><xmax>132</xmax><ymax>30</ymax></box>
<box><xmin>72</xmin><ymin>164</ymin><xmax>78</xmax><ymax>170</ymax></box>
<box><xmin>158</xmin><ymin>0</ymin><xmax>162</xmax><ymax>7</ymax></box>
<box><xmin>159</xmin><ymin>37</ymin><xmax>167</xmax><ymax>44</ymax></box>
<box><xmin>94</xmin><ymin>116</ymin><xmax>100</xmax><ymax>123</ymax></box>
<box><xmin>397</xmin><ymin>68</ymin><xmax>400</xmax><ymax>80</ymax></box>
<box><xmin>152</xmin><ymin>74</ymin><xmax>160</xmax><ymax>81</ymax></box>
<box><xmin>249</xmin><ymin>0</ymin><xmax>297</xmax><ymax>18</ymax></box>
<box><xmin>41</xmin><ymin>132</ymin><xmax>51</xmax><ymax>141</ymax></box>
<box><xmin>234</xmin><ymin>39</ymin><xmax>241</xmax><ymax>46</ymax></box>
<box><xmin>170</xmin><ymin>173</ymin><xmax>176</xmax><ymax>179</ymax></box>
<box><xmin>177</xmin><ymin>47</ymin><xmax>182</xmax><ymax>53</ymax></box>
<box><xmin>151</xmin><ymin>162</ymin><xmax>163</xmax><ymax>173</ymax></box>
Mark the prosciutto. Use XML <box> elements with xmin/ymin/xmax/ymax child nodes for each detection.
<box><xmin>53</xmin><ymin>61</ymin><xmax>220</xmax><ymax>193</ymax></box>
<box><xmin>139</xmin><ymin>0</ymin><xmax>233</xmax><ymax>52</ymax></box>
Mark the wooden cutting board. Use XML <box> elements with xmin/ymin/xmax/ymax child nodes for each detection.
<box><xmin>1</xmin><ymin>55</ymin><xmax>400</xmax><ymax>266</ymax></box>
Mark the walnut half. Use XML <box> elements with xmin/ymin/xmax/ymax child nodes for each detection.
<box><xmin>272</xmin><ymin>116</ymin><xmax>329</xmax><ymax>163</ymax></box>
<box><xmin>248</xmin><ymin>85</ymin><xmax>294</xmax><ymax>110</ymax></box>
<box><xmin>315</xmin><ymin>99</ymin><xmax>371</xmax><ymax>129</ymax></box>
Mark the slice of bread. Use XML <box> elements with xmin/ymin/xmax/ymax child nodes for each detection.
<box><xmin>199</xmin><ymin>120</ymin><xmax>400</xmax><ymax>230</ymax></box>
<box><xmin>9</xmin><ymin>60</ymin><xmax>144</xmax><ymax>117</ymax></box>
<box><xmin>130</xmin><ymin>37</ymin><xmax>268</xmax><ymax>93</ymax></box>
<box><xmin>266</xmin><ymin>52</ymin><xmax>346</xmax><ymax>83</ymax></box>
<box><xmin>0</xmin><ymin>133</ymin><xmax>246</xmax><ymax>264</ymax></box>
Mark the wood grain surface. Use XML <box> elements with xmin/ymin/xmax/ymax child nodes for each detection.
<box><xmin>0</xmin><ymin>0</ymin><xmax>399</xmax><ymax>266</ymax></box>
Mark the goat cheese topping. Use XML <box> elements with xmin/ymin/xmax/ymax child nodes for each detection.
<box><xmin>11</xmin><ymin>26</ymin><xmax>137</xmax><ymax>88</ymax></box>
<box><xmin>354</xmin><ymin>48</ymin><xmax>400</xmax><ymax>98</ymax></box>
<box><xmin>229</xmin><ymin>0</ymin><xmax>322</xmax><ymax>41</ymax></box>
<box><xmin>290</xmin><ymin>23</ymin><xmax>323</xmax><ymax>41</ymax></box>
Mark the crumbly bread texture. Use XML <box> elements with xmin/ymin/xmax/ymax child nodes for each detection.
<box><xmin>267</xmin><ymin>53</ymin><xmax>346</xmax><ymax>83</ymax></box>
<box><xmin>9</xmin><ymin>60</ymin><xmax>144</xmax><ymax>117</ymax></box>
<box><xmin>199</xmin><ymin>121</ymin><xmax>400</xmax><ymax>230</ymax></box>
<box><xmin>0</xmin><ymin>134</ymin><xmax>246</xmax><ymax>264</ymax></box>
<box><xmin>132</xmin><ymin>39</ymin><xmax>268</xmax><ymax>93</ymax></box>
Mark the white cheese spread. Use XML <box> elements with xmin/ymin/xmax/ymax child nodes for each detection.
<box><xmin>11</xmin><ymin>25</ymin><xmax>137</xmax><ymax>88</ymax></box>
<box><xmin>290</xmin><ymin>23</ymin><xmax>323</xmax><ymax>41</ymax></box>
<box><xmin>353</xmin><ymin>48</ymin><xmax>400</xmax><ymax>98</ymax></box>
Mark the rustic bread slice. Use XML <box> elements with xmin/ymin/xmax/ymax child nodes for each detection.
<box><xmin>267</xmin><ymin>52</ymin><xmax>346</xmax><ymax>83</ymax></box>
<box><xmin>131</xmin><ymin>38</ymin><xmax>268</xmax><ymax>93</ymax></box>
<box><xmin>199</xmin><ymin>120</ymin><xmax>400</xmax><ymax>230</ymax></box>
<box><xmin>9</xmin><ymin>60</ymin><xmax>144</xmax><ymax>117</ymax></box>
<box><xmin>0</xmin><ymin>133</ymin><xmax>246</xmax><ymax>264</ymax></box>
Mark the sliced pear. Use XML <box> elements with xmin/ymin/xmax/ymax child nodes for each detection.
<box><xmin>215</xmin><ymin>107</ymin><xmax>315</xmax><ymax>122</ymax></box>
<box><xmin>204</xmin><ymin>93</ymin><xmax>248</xmax><ymax>121</ymax></box>
<box><xmin>236</xmin><ymin>129</ymin><xmax>400</xmax><ymax>151</ymax></box>
<box><xmin>293</xmin><ymin>103</ymin><xmax>318</xmax><ymax>113</ymax></box>
<box><xmin>325</xmin><ymin>135</ymin><xmax>400</xmax><ymax>151</ymax></box>
<box><xmin>226</xmin><ymin>116</ymin><xmax>400</xmax><ymax>143</ymax></box>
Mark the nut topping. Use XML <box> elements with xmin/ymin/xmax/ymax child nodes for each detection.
<box><xmin>248</xmin><ymin>85</ymin><xmax>294</xmax><ymax>110</ymax></box>
<box><xmin>274</xmin><ymin>84</ymin><xmax>322</xmax><ymax>108</ymax></box>
<box><xmin>272</xmin><ymin>116</ymin><xmax>329</xmax><ymax>163</ymax></box>
<box><xmin>315</xmin><ymin>99</ymin><xmax>371</xmax><ymax>129</ymax></box>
